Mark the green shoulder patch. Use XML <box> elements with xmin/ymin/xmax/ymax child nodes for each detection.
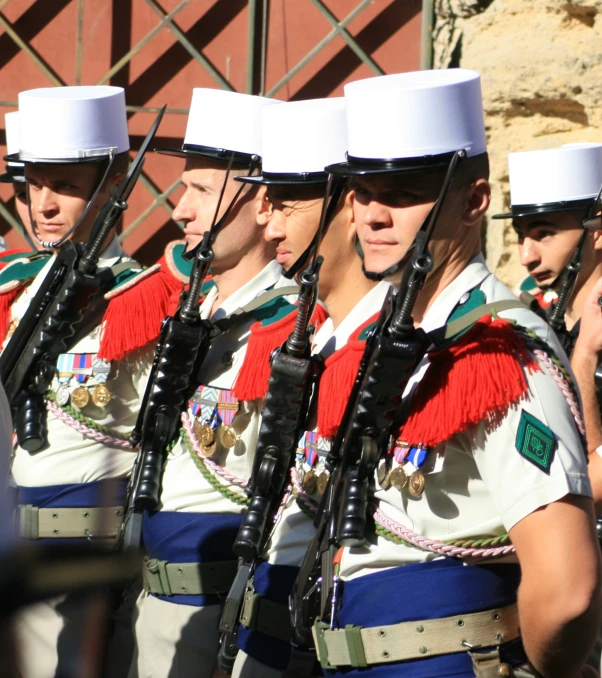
<box><xmin>515</xmin><ymin>410</ymin><xmax>556</xmax><ymax>473</ymax></box>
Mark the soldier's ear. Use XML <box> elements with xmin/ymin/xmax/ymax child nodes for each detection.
<box><xmin>462</xmin><ymin>178</ymin><xmax>490</xmax><ymax>227</ymax></box>
<box><xmin>591</xmin><ymin>228</ymin><xmax>602</xmax><ymax>251</ymax></box>
<box><xmin>255</xmin><ymin>185</ymin><xmax>272</xmax><ymax>227</ymax></box>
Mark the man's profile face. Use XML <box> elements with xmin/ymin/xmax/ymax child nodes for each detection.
<box><xmin>512</xmin><ymin>212</ymin><xmax>584</xmax><ymax>289</ymax></box>
<box><xmin>25</xmin><ymin>162</ymin><xmax>110</xmax><ymax>245</ymax></box>
<box><xmin>263</xmin><ymin>185</ymin><xmax>323</xmax><ymax>273</ymax></box>
<box><xmin>172</xmin><ymin>156</ymin><xmax>265</xmax><ymax>272</ymax></box>
<box><xmin>350</xmin><ymin>171</ymin><xmax>443</xmax><ymax>276</ymax></box>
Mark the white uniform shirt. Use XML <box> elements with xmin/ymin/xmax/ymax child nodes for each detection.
<box><xmin>264</xmin><ymin>281</ymin><xmax>393</xmax><ymax>566</ymax></box>
<box><xmin>10</xmin><ymin>239</ymin><xmax>149</xmax><ymax>487</ymax></box>
<box><xmin>159</xmin><ymin>260</ymin><xmax>292</xmax><ymax>514</ymax></box>
<box><xmin>341</xmin><ymin>255</ymin><xmax>592</xmax><ymax>579</ymax></box>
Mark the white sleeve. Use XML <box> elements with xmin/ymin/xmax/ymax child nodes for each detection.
<box><xmin>471</xmin><ymin>363</ymin><xmax>592</xmax><ymax>532</ymax></box>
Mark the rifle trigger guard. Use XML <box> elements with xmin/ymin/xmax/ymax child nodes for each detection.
<box><xmin>359</xmin><ymin>435</ymin><xmax>379</xmax><ymax>471</ymax></box>
<box><xmin>256</xmin><ymin>447</ymin><xmax>278</xmax><ymax>494</ymax></box>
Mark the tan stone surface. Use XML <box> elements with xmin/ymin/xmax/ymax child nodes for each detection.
<box><xmin>434</xmin><ymin>0</ymin><xmax>602</xmax><ymax>287</ymax></box>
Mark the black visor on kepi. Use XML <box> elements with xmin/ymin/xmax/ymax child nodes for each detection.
<box><xmin>492</xmin><ymin>197</ymin><xmax>595</xmax><ymax>220</ymax></box>
<box><xmin>4</xmin><ymin>152</ymin><xmax>110</xmax><ymax>166</ymax></box>
<box><xmin>154</xmin><ymin>143</ymin><xmax>257</xmax><ymax>168</ymax></box>
<box><xmin>235</xmin><ymin>171</ymin><xmax>329</xmax><ymax>187</ymax></box>
<box><xmin>326</xmin><ymin>150</ymin><xmax>458</xmax><ymax>177</ymax></box>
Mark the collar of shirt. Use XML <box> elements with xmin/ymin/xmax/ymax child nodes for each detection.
<box><xmin>312</xmin><ymin>281</ymin><xmax>394</xmax><ymax>357</ymax></box>
<box><xmin>419</xmin><ymin>253</ymin><xmax>491</xmax><ymax>334</ymax></box>
<box><xmin>199</xmin><ymin>259</ymin><xmax>283</xmax><ymax>321</ymax></box>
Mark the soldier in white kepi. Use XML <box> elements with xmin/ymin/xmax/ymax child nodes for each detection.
<box><xmin>492</xmin><ymin>143</ymin><xmax>602</xmax><ymax>339</ymax></box>
<box><xmin>290</xmin><ymin>69</ymin><xmax>602</xmax><ymax>678</ymax></box>
<box><xmin>125</xmin><ymin>88</ymin><xmax>302</xmax><ymax>678</ymax></box>
<box><xmin>220</xmin><ymin>97</ymin><xmax>389</xmax><ymax>678</ymax></box>
<box><xmin>492</xmin><ymin>145</ymin><xmax>602</xmax><ymax>513</ymax></box>
<box><xmin>1</xmin><ymin>86</ymin><xmax>175</xmax><ymax>678</ymax></box>
<box><xmin>0</xmin><ymin>111</ymin><xmax>31</xmax><ymax>248</ymax></box>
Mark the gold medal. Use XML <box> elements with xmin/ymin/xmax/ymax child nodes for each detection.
<box><xmin>91</xmin><ymin>384</ymin><xmax>111</xmax><ymax>407</ymax></box>
<box><xmin>302</xmin><ymin>469</ymin><xmax>317</xmax><ymax>494</ymax></box>
<box><xmin>220</xmin><ymin>426</ymin><xmax>238</xmax><ymax>449</ymax></box>
<box><xmin>408</xmin><ymin>470</ymin><xmax>426</xmax><ymax>498</ymax></box>
<box><xmin>70</xmin><ymin>386</ymin><xmax>90</xmax><ymax>409</ymax></box>
<box><xmin>198</xmin><ymin>423</ymin><xmax>215</xmax><ymax>446</ymax></box>
<box><xmin>200</xmin><ymin>441</ymin><xmax>217</xmax><ymax>458</ymax></box>
<box><xmin>390</xmin><ymin>466</ymin><xmax>408</xmax><ymax>490</ymax></box>
<box><xmin>377</xmin><ymin>460</ymin><xmax>392</xmax><ymax>491</ymax></box>
<box><xmin>317</xmin><ymin>471</ymin><xmax>329</xmax><ymax>495</ymax></box>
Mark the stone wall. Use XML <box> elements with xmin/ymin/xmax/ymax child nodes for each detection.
<box><xmin>433</xmin><ymin>0</ymin><xmax>602</xmax><ymax>287</ymax></box>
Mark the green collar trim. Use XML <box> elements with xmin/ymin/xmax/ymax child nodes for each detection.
<box><xmin>0</xmin><ymin>249</ymin><xmax>39</xmax><ymax>264</ymax></box>
<box><xmin>251</xmin><ymin>294</ymin><xmax>296</xmax><ymax>326</ymax></box>
<box><xmin>166</xmin><ymin>241</ymin><xmax>194</xmax><ymax>282</ymax></box>
<box><xmin>519</xmin><ymin>275</ymin><xmax>538</xmax><ymax>293</ymax></box>
<box><xmin>0</xmin><ymin>252</ymin><xmax>51</xmax><ymax>290</ymax></box>
<box><xmin>358</xmin><ymin>319</ymin><xmax>378</xmax><ymax>341</ymax></box>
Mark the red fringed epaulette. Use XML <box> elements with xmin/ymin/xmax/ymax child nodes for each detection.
<box><xmin>0</xmin><ymin>286</ymin><xmax>22</xmax><ymax>347</ymax></box>
<box><xmin>316</xmin><ymin>312</ymin><xmax>379</xmax><ymax>439</ymax></box>
<box><xmin>398</xmin><ymin>315</ymin><xmax>540</xmax><ymax>448</ymax></box>
<box><xmin>233</xmin><ymin>303</ymin><xmax>329</xmax><ymax>402</ymax></box>
<box><xmin>97</xmin><ymin>264</ymin><xmax>185</xmax><ymax>362</ymax></box>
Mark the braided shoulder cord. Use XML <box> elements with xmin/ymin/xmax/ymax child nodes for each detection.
<box><xmin>519</xmin><ymin>326</ymin><xmax>585</xmax><ymax>438</ymax></box>
<box><xmin>46</xmin><ymin>396</ymin><xmax>133</xmax><ymax>449</ymax></box>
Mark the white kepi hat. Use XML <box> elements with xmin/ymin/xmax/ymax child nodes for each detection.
<box><xmin>10</xmin><ymin>86</ymin><xmax>129</xmax><ymax>164</ymax></box>
<box><xmin>156</xmin><ymin>89</ymin><xmax>277</xmax><ymax>166</ymax></box>
<box><xmin>328</xmin><ymin>68</ymin><xmax>486</xmax><ymax>175</ymax></box>
<box><xmin>492</xmin><ymin>143</ymin><xmax>602</xmax><ymax>219</ymax></box>
<box><xmin>239</xmin><ymin>97</ymin><xmax>347</xmax><ymax>186</ymax></box>
<box><xmin>0</xmin><ymin>111</ymin><xmax>24</xmax><ymax>183</ymax></box>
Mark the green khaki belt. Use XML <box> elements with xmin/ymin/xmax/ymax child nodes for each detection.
<box><xmin>18</xmin><ymin>504</ymin><xmax>123</xmax><ymax>540</ymax></box>
<box><xmin>142</xmin><ymin>558</ymin><xmax>238</xmax><ymax>596</ymax></box>
<box><xmin>239</xmin><ymin>580</ymin><xmax>292</xmax><ymax>643</ymax></box>
<box><xmin>313</xmin><ymin>603</ymin><xmax>520</xmax><ymax>669</ymax></box>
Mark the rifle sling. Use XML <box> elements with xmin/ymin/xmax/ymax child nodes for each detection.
<box><xmin>427</xmin><ymin>299</ymin><xmax>528</xmax><ymax>347</ymax></box>
<box><xmin>209</xmin><ymin>286</ymin><xmax>299</xmax><ymax>334</ymax></box>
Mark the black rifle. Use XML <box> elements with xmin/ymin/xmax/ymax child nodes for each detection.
<box><xmin>546</xmin><ymin>228</ymin><xmax>588</xmax><ymax>356</ymax></box>
<box><xmin>290</xmin><ymin>150</ymin><xmax>466</xmax><ymax>647</ymax></box>
<box><xmin>216</xmin><ymin>176</ymin><xmax>341</xmax><ymax>673</ymax></box>
<box><xmin>0</xmin><ymin>107</ymin><xmax>166</xmax><ymax>453</ymax></box>
<box><xmin>121</xmin><ymin>155</ymin><xmax>257</xmax><ymax>550</ymax></box>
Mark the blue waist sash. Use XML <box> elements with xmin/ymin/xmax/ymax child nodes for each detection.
<box><xmin>326</xmin><ymin>558</ymin><xmax>522</xmax><ymax>678</ymax></box>
<box><xmin>17</xmin><ymin>479</ymin><xmax>127</xmax><ymax>508</ymax></box>
<box><xmin>16</xmin><ymin>479</ymin><xmax>128</xmax><ymax>545</ymax></box>
<box><xmin>142</xmin><ymin>510</ymin><xmax>242</xmax><ymax>607</ymax></box>
<box><xmin>237</xmin><ymin>561</ymin><xmax>300</xmax><ymax>671</ymax></box>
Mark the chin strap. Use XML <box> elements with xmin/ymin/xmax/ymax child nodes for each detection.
<box><xmin>282</xmin><ymin>178</ymin><xmax>347</xmax><ymax>280</ymax></box>
<box><xmin>28</xmin><ymin>153</ymin><xmax>117</xmax><ymax>251</ymax></box>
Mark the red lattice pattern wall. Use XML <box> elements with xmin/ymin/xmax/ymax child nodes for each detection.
<box><xmin>0</xmin><ymin>0</ymin><xmax>422</xmax><ymax>264</ymax></box>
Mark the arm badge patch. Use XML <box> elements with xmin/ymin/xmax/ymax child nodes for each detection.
<box><xmin>515</xmin><ymin>410</ymin><xmax>557</xmax><ymax>474</ymax></box>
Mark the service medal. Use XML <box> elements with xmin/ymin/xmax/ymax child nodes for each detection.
<box><xmin>408</xmin><ymin>470</ymin><xmax>425</xmax><ymax>498</ymax></box>
<box><xmin>55</xmin><ymin>384</ymin><xmax>70</xmax><ymax>406</ymax></box>
<box><xmin>200</xmin><ymin>441</ymin><xmax>217</xmax><ymax>458</ymax></box>
<box><xmin>377</xmin><ymin>460</ymin><xmax>392</xmax><ymax>490</ymax></box>
<box><xmin>220</xmin><ymin>426</ymin><xmax>238</xmax><ymax>449</ymax></box>
<box><xmin>70</xmin><ymin>386</ymin><xmax>90</xmax><ymax>409</ymax></box>
<box><xmin>91</xmin><ymin>384</ymin><xmax>111</xmax><ymax>407</ymax></box>
<box><xmin>302</xmin><ymin>469</ymin><xmax>317</xmax><ymax>494</ymax></box>
<box><xmin>198</xmin><ymin>423</ymin><xmax>215</xmax><ymax>446</ymax></box>
<box><xmin>317</xmin><ymin>471</ymin><xmax>329</xmax><ymax>495</ymax></box>
<box><xmin>390</xmin><ymin>466</ymin><xmax>408</xmax><ymax>490</ymax></box>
